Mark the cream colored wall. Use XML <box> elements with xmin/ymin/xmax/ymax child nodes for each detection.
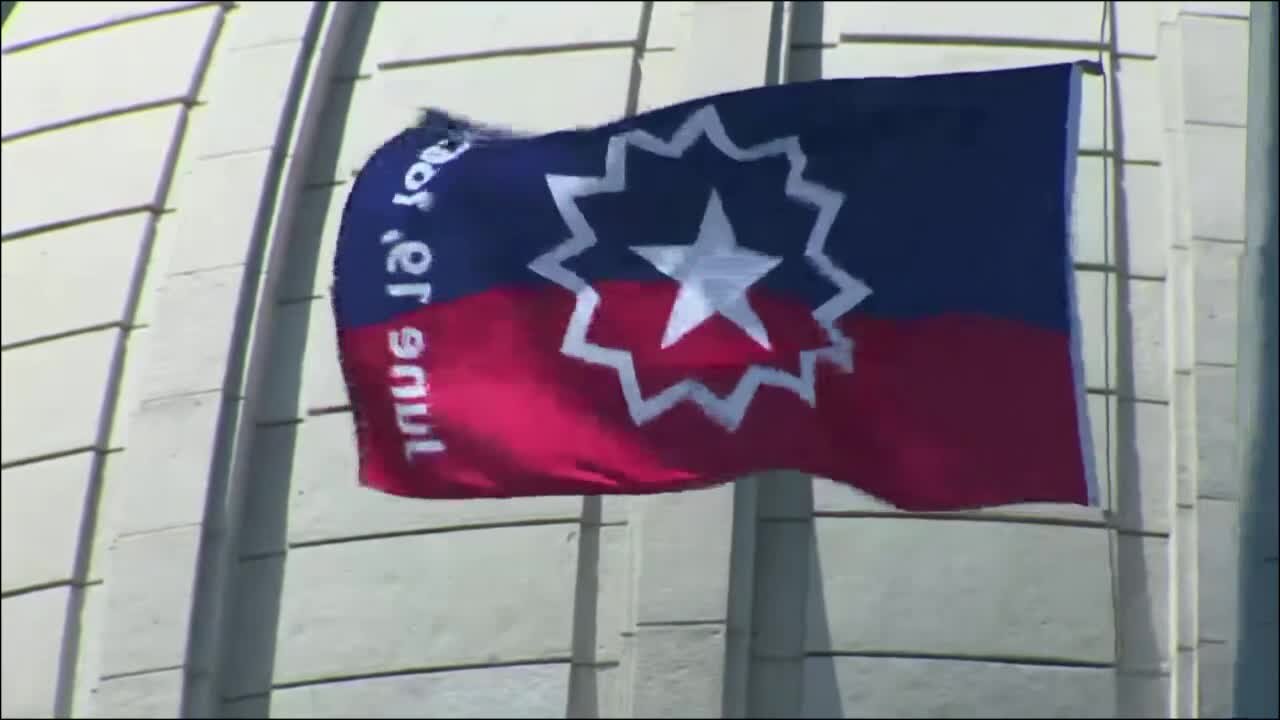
<box><xmin>2</xmin><ymin>2</ymin><xmax>227</xmax><ymax>716</ymax></box>
<box><xmin>0</xmin><ymin>2</ymin><xmax>1253</xmax><ymax>718</ymax></box>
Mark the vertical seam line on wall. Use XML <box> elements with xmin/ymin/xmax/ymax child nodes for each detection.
<box><xmin>1099</xmin><ymin>0</ymin><xmax>1117</xmax><ymax>524</ymax></box>
<box><xmin>1162</xmin><ymin>14</ymin><xmax>1193</xmax><ymax>715</ymax></box>
<box><xmin>1106</xmin><ymin>0</ymin><xmax>1179</xmax><ymax>712</ymax></box>
<box><xmin>178</xmin><ymin>3</ymin><xmax>345</xmax><ymax>716</ymax></box>
<box><xmin>52</xmin><ymin>6</ymin><xmax>233</xmax><ymax>717</ymax></box>
<box><xmin>1097</xmin><ymin>8</ymin><xmax>1127</xmax><ymax>698</ymax></box>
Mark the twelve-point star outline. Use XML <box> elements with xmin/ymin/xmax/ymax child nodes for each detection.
<box><xmin>528</xmin><ymin>104</ymin><xmax>873</xmax><ymax>431</ymax></box>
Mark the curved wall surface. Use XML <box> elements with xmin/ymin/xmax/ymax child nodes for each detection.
<box><xmin>0</xmin><ymin>2</ymin><xmax>1257</xmax><ymax>717</ymax></box>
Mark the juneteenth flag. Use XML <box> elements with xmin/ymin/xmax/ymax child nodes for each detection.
<box><xmin>332</xmin><ymin>63</ymin><xmax>1097</xmax><ymax>511</ymax></box>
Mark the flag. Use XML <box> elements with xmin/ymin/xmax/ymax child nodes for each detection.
<box><xmin>332</xmin><ymin>63</ymin><xmax>1097</xmax><ymax>511</ymax></box>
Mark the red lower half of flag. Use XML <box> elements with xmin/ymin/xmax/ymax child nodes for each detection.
<box><xmin>335</xmin><ymin>282</ymin><xmax>1091</xmax><ymax>511</ymax></box>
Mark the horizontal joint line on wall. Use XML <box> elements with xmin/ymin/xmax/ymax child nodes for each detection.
<box><xmin>378</xmin><ymin>40</ymin><xmax>638</xmax><ymax>72</ymax></box>
<box><xmin>0</xmin><ymin>205</ymin><xmax>159</xmax><ymax>243</ymax></box>
<box><xmin>807</xmin><ymin>650</ymin><xmax>1114</xmax><ymax>669</ymax></box>
<box><xmin>167</xmin><ymin>261</ymin><xmax>248</xmax><ymax>279</ymax></box>
<box><xmin>635</xmin><ymin>619</ymin><xmax>727</xmax><ymax>628</ymax></box>
<box><xmin>1</xmin><ymin>580</ymin><xmax>102</xmax><ymax>601</ymax></box>
<box><xmin>99</xmin><ymin>664</ymin><xmax>186</xmax><ymax>682</ymax></box>
<box><xmin>812</xmin><ymin>511</ymin><xmax>1108</xmax><ymax>530</ymax></box>
<box><xmin>0</xmin><ymin>96</ymin><xmax>194</xmax><ymax>144</ymax></box>
<box><xmin>223</xmin><ymin>36</ymin><xmax>311</xmax><ymax>53</ymax></box>
<box><xmin>270</xmin><ymin>657</ymin><xmax>573</xmax><ymax>691</ymax></box>
<box><xmin>255</xmin><ymin>417</ymin><xmax>305</xmax><ymax>429</ymax></box>
<box><xmin>1178</xmin><ymin>10</ymin><xmax>1251</xmax><ymax>20</ymax></box>
<box><xmin>1190</xmin><ymin>235</ymin><xmax>1248</xmax><ymax>245</ymax></box>
<box><xmin>1086</xmin><ymin>388</ymin><xmax>1173</xmax><ymax>405</ymax></box>
<box><xmin>307</xmin><ymin>404</ymin><xmax>352</xmax><ymax>417</ymax></box>
<box><xmin>115</xmin><ymin>522</ymin><xmax>203</xmax><ymax>542</ymax></box>
<box><xmin>1</xmin><ymin>322</ymin><xmax>126</xmax><ymax>352</ymax></box>
<box><xmin>0</xmin><ymin>446</ymin><xmax>100</xmax><ymax>471</ymax></box>
<box><xmin>1114</xmin><ymin>528</ymin><xmax>1173</xmax><ymax>539</ymax></box>
<box><xmin>189</xmin><ymin>144</ymin><xmax>285</xmax><ymax>164</ymax></box>
<box><xmin>1123</xmin><ymin>158</ymin><xmax>1162</xmax><ymax>167</ymax></box>
<box><xmin>1</xmin><ymin>580</ymin><xmax>73</xmax><ymax>599</ymax></box>
<box><xmin>833</xmin><ymin>33</ymin><xmax>1136</xmax><ymax>56</ymax></box>
<box><xmin>1127</xmin><ymin>396</ymin><xmax>1172</xmax><ymax>407</ymax></box>
<box><xmin>1071</xmin><ymin>263</ymin><xmax>1169</xmax><ymax>281</ymax></box>
<box><xmin>139</xmin><ymin>388</ymin><xmax>237</xmax><ymax>409</ymax></box>
<box><xmin>1184</xmin><ymin>119</ymin><xmax>1249</xmax><ymax>130</ymax></box>
<box><xmin>1074</xmin><ymin>262</ymin><xmax>1118</xmax><ymax>273</ymax></box>
<box><xmin>287</xmin><ymin>518</ymin><xmax>582</xmax><ymax>550</ymax></box>
<box><xmin>194</xmin><ymin>144</ymin><xmax>279</xmax><ymax>163</ymax></box>
<box><xmin>580</xmin><ymin>520</ymin><xmax>628</xmax><ymax>529</ymax></box>
<box><xmin>0</xmin><ymin>1</ymin><xmax>225</xmax><ymax>54</ymax></box>
<box><xmin>1195</xmin><ymin>493</ymin><xmax>1242</xmax><ymax>503</ymax></box>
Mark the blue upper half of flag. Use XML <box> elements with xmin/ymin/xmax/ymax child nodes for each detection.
<box><xmin>335</xmin><ymin>63</ymin><xmax>1082</xmax><ymax>332</ymax></box>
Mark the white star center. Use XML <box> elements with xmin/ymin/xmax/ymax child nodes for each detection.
<box><xmin>631</xmin><ymin>189</ymin><xmax>783</xmax><ymax>350</ymax></box>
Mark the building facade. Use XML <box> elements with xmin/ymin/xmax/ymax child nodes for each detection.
<box><xmin>0</xmin><ymin>1</ymin><xmax>1259</xmax><ymax>717</ymax></box>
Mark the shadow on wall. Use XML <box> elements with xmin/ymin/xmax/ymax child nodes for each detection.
<box><xmin>1235</xmin><ymin>3</ymin><xmax>1280</xmax><ymax>716</ymax></box>
<box><xmin>215</xmin><ymin>3</ymin><xmax>380</xmax><ymax>717</ymax></box>
<box><xmin>1105</xmin><ymin>3</ymin><xmax>1165</xmax><ymax>714</ymax></box>
<box><xmin>800</xmin><ymin>554</ymin><xmax>843</xmax><ymax>719</ymax></box>
<box><xmin>1232</xmin><ymin>233</ymin><xmax>1279</xmax><ymax>715</ymax></box>
<box><xmin>786</xmin><ymin>0</ymin><xmax>823</xmax><ymax>85</ymax></box>
<box><xmin>1233</xmin><ymin>227</ymin><xmax>1279</xmax><ymax>714</ymax></box>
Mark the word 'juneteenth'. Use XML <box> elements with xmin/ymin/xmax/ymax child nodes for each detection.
<box><xmin>380</xmin><ymin>137</ymin><xmax>471</xmax><ymax>459</ymax></box>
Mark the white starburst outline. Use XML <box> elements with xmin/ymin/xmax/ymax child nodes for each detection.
<box><xmin>528</xmin><ymin>104</ymin><xmax>873</xmax><ymax>431</ymax></box>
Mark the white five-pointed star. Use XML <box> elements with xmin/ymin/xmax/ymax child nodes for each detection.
<box><xmin>631</xmin><ymin>190</ymin><xmax>782</xmax><ymax>350</ymax></box>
